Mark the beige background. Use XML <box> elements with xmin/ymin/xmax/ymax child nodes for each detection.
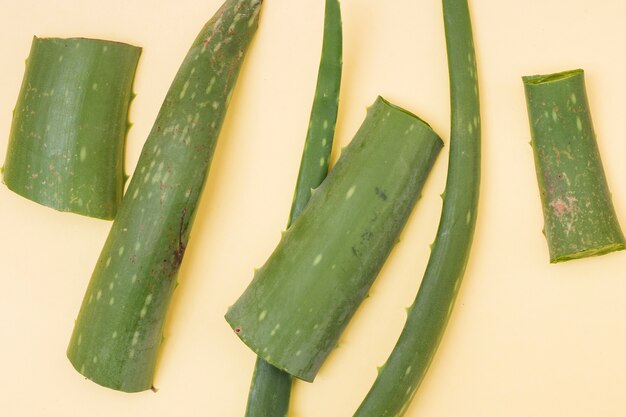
<box><xmin>2</xmin><ymin>0</ymin><xmax>626</xmax><ymax>415</ymax></box>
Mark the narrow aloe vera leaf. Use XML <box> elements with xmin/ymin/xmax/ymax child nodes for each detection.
<box><xmin>245</xmin><ymin>0</ymin><xmax>342</xmax><ymax>414</ymax></box>
<box><xmin>246</xmin><ymin>357</ymin><xmax>293</xmax><ymax>417</ymax></box>
<box><xmin>2</xmin><ymin>37</ymin><xmax>140</xmax><ymax>219</ymax></box>
<box><xmin>66</xmin><ymin>0</ymin><xmax>262</xmax><ymax>393</ymax></box>
<box><xmin>287</xmin><ymin>0</ymin><xmax>342</xmax><ymax>222</ymax></box>
<box><xmin>353</xmin><ymin>1</ymin><xmax>481</xmax><ymax>415</ymax></box>
<box><xmin>226</xmin><ymin>96</ymin><xmax>443</xmax><ymax>382</ymax></box>
<box><xmin>523</xmin><ymin>69</ymin><xmax>625</xmax><ymax>262</ymax></box>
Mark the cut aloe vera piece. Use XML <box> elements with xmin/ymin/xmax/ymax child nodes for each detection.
<box><xmin>226</xmin><ymin>96</ymin><xmax>443</xmax><ymax>382</ymax></box>
<box><xmin>523</xmin><ymin>69</ymin><xmax>626</xmax><ymax>262</ymax></box>
<box><xmin>3</xmin><ymin>37</ymin><xmax>140</xmax><ymax>219</ymax></box>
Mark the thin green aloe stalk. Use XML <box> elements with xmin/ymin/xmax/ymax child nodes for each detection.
<box><xmin>226</xmin><ymin>96</ymin><xmax>443</xmax><ymax>383</ymax></box>
<box><xmin>287</xmin><ymin>0</ymin><xmax>342</xmax><ymax>222</ymax></box>
<box><xmin>3</xmin><ymin>37</ymin><xmax>140</xmax><ymax>219</ymax></box>
<box><xmin>67</xmin><ymin>0</ymin><xmax>262</xmax><ymax>392</ymax></box>
<box><xmin>523</xmin><ymin>69</ymin><xmax>625</xmax><ymax>262</ymax></box>
<box><xmin>245</xmin><ymin>0</ymin><xmax>342</xmax><ymax>415</ymax></box>
<box><xmin>353</xmin><ymin>0</ymin><xmax>481</xmax><ymax>415</ymax></box>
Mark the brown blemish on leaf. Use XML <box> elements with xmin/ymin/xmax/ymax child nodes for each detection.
<box><xmin>174</xmin><ymin>207</ymin><xmax>188</xmax><ymax>267</ymax></box>
<box><xmin>549</xmin><ymin>196</ymin><xmax>578</xmax><ymax>217</ymax></box>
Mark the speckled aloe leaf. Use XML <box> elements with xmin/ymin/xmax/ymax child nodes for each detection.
<box><xmin>353</xmin><ymin>0</ymin><xmax>481</xmax><ymax>415</ymax></box>
<box><xmin>226</xmin><ymin>96</ymin><xmax>443</xmax><ymax>382</ymax></box>
<box><xmin>245</xmin><ymin>0</ymin><xmax>342</xmax><ymax>414</ymax></box>
<box><xmin>523</xmin><ymin>69</ymin><xmax>626</xmax><ymax>262</ymax></box>
<box><xmin>66</xmin><ymin>0</ymin><xmax>262</xmax><ymax>392</ymax></box>
<box><xmin>2</xmin><ymin>37</ymin><xmax>140</xmax><ymax>219</ymax></box>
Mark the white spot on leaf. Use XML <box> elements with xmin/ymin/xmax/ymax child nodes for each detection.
<box><xmin>346</xmin><ymin>186</ymin><xmax>356</xmax><ymax>200</ymax></box>
<box><xmin>179</xmin><ymin>81</ymin><xmax>190</xmax><ymax>99</ymax></box>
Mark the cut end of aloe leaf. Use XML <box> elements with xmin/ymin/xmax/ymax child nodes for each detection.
<box><xmin>551</xmin><ymin>242</ymin><xmax>626</xmax><ymax>263</ymax></box>
<box><xmin>33</xmin><ymin>35</ymin><xmax>141</xmax><ymax>49</ymax></box>
<box><xmin>66</xmin><ymin>349</ymin><xmax>152</xmax><ymax>393</ymax></box>
<box><xmin>376</xmin><ymin>96</ymin><xmax>433</xmax><ymax>129</ymax></box>
<box><xmin>2</xmin><ymin>37</ymin><xmax>141</xmax><ymax>219</ymax></box>
<box><xmin>522</xmin><ymin>69</ymin><xmax>584</xmax><ymax>85</ymax></box>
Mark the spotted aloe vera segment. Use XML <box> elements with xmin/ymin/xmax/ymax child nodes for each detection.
<box><xmin>2</xmin><ymin>37</ymin><xmax>140</xmax><ymax>219</ymax></box>
<box><xmin>67</xmin><ymin>0</ymin><xmax>262</xmax><ymax>392</ymax></box>
<box><xmin>523</xmin><ymin>69</ymin><xmax>626</xmax><ymax>262</ymax></box>
<box><xmin>226</xmin><ymin>96</ymin><xmax>443</xmax><ymax>382</ymax></box>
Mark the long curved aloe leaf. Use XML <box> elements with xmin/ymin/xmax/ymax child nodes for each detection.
<box><xmin>353</xmin><ymin>0</ymin><xmax>481</xmax><ymax>415</ymax></box>
<box><xmin>67</xmin><ymin>0</ymin><xmax>263</xmax><ymax>392</ymax></box>
<box><xmin>226</xmin><ymin>96</ymin><xmax>443</xmax><ymax>383</ymax></box>
<box><xmin>3</xmin><ymin>37</ymin><xmax>140</xmax><ymax>219</ymax></box>
<box><xmin>244</xmin><ymin>0</ymin><xmax>342</xmax><ymax>415</ymax></box>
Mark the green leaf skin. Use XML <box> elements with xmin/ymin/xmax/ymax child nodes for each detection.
<box><xmin>246</xmin><ymin>357</ymin><xmax>293</xmax><ymax>417</ymax></box>
<box><xmin>353</xmin><ymin>0</ymin><xmax>481</xmax><ymax>416</ymax></box>
<box><xmin>67</xmin><ymin>0</ymin><xmax>262</xmax><ymax>392</ymax></box>
<box><xmin>287</xmin><ymin>0</ymin><xmax>342</xmax><ymax>223</ymax></box>
<box><xmin>226</xmin><ymin>96</ymin><xmax>443</xmax><ymax>382</ymax></box>
<box><xmin>523</xmin><ymin>69</ymin><xmax>626</xmax><ymax>262</ymax></box>
<box><xmin>245</xmin><ymin>0</ymin><xmax>342</xmax><ymax>415</ymax></box>
<box><xmin>2</xmin><ymin>37</ymin><xmax>140</xmax><ymax>220</ymax></box>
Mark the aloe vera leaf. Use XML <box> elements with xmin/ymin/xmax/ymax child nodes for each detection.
<box><xmin>245</xmin><ymin>0</ymin><xmax>342</xmax><ymax>415</ymax></box>
<box><xmin>2</xmin><ymin>37</ymin><xmax>140</xmax><ymax>219</ymax></box>
<box><xmin>226</xmin><ymin>96</ymin><xmax>443</xmax><ymax>382</ymax></box>
<box><xmin>66</xmin><ymin>0</ymin><xmax>262</xmax><ymax>392</ymax></box>
<box><xmin>523</xmin><ymin>69</ymin><xmax>625</xmax><ymax>262</ymax></box>
<box><xmin>353</xmin><ymin>0</ymin><xmax>481</xmax><ymax>415</ymax></box>
<box><xmin>246</xmin><ymin>357</ymin><xmax>293</xmax><ymax>417</ymax></box>
<box><xmin>287</xmin><ymin>0</ymin><xmax>342</xmax><ymax>222</ymax></box>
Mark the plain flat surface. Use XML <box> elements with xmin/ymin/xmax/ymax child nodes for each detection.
<box><xmin>2</xmin><ymin>0</ymin><xmax>626</xmax><ymax>416</ymax></box>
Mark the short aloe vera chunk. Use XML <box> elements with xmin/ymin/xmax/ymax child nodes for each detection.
<box><xmin>226</xmin><ymin>96</ymin><xmax>443</xmax><ymax>382</ymax></box>
<box><xmin>245</xmin><ymin>0</ymin><xmax>342</xmax><ymax>414</ymax></box>
<box><xmin>67</xmin><ymin>0</ymin><xmax>262</xmax><ymax>392</ymax></box>
<box><xmin>3</xmin><ymin>37</ymin><xmax>140</xmax><ymax>219</ymax></box>
<box><xmin>353</xmin><ymin>0</ymin><xmax>481</xmax><ymax>415</ymax></box>
<box><xmin>523</xmin><ymin>69</ymin><xmax>625</xmax><ymax>262</ymax></box>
